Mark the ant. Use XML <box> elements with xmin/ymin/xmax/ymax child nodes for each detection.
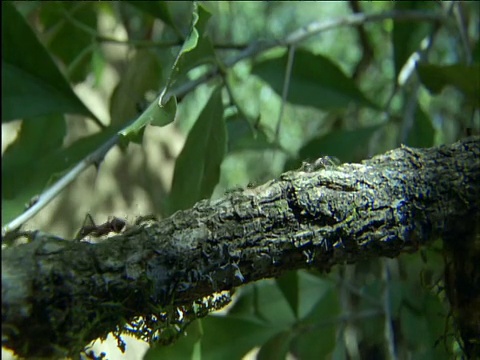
<box><xmin>75</xmin><ymin>214</ymin><xmax>126</xmax><ymax>241</ymax></box>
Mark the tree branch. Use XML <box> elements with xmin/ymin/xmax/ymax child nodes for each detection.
<box><xmin>2</xmin><ymin>137</ymin><xmax>479</xmax><ymax>358</ymax></box>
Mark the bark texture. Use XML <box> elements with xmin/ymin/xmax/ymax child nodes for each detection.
<box><xmin>2</xmin><ymin>136</ymin><xmax>480</xmax><ymax>358</ymax></box>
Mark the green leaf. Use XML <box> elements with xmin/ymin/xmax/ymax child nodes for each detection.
<box><xmin>290</xmin><ymin>287</ymin><xmax>339</xmax><ymax>359</ymax></box>
<box><xmin>1</xmin><ymin>2</ymin><xmax>95</xmax><ymax>122</ymax></box>
<box><xmin>119</xmin><ymin>95</ymin><xmax>177</xmax><ymax>145</ymax></box>
<box><xmin>200</xmin><ymin>316</ymin><xmax>280</xmax><ymax>360</ymax></box>
<box><xmin>405</xmin><ymin>105</ymin><xmax>435</xmax><ymax>148</ymax></box>
<box><xmin>257</xmin><ymin>330</ymin><xmax>293</xmax><ymax>360</ymax></box>
<box><xmin>473</xmin><ymin>40</ymin><xmax>480</xmax><ymax>63</ymax></box>
<box><xmin>160</xmin><ymin>3</ymin><xmax>215</xmax><ymax>105</ymax></box>
<box><xmin>110</xmin><ymin>49</ymin><xmax>162</xmax><ymax>127</ymax></box>
<box><xmin>228</xmin><ymin>281</ymin><xmax>296</xmax><ymax>326</ymax></box>
<box><xmin>297</xmin><ymin>124</ymin><xmax>382</xmax><ymax>164</ymax></box>
<box><xmin>127</xmin><ymin>1</ymin><xmax>178</xmax><ymax>33</ymax></box>
<box><xmin>39</xmin><ymin>2</ymin><xmax>98</xmax><ymax>83</ymax></box>
<box><xmin>167</xmin><ymin>87</ymin><xmax>226</xmax><ymax>214</ymax></box>
<box><xmin>276</xmin><ymin>271</ymin><xmax>299</xmax><ymax>319</ymax></box>
<box><xmin>252</xmin><ymin>50</ymin><xmax>379</xmax><ymax>111</ymax></box>
<box><xmin>145</xmin><ymin>315</ymin><xmax>280</xmax><ymax>360</ymax></box>
<box><xmin>297</xmin><ymin>271</ymin><xmax>334</xmax><ymax>320</ymax></box>
<box><xmin>392</xmin><ymin>1</ymin><xmax>434</xmax><ymax>79</ymax></box>
<box><xmin>226</xmin><ymin>114</ymin><xmax>279</xmax><ymax>153</ymax></box>
<box><xmin>417</xmin><ymin>63</ymin><xmax>480</xmax><ymax>107</ymax></box>
<box><xmin>2</xmin><ymin>115</ymin><xmax>65</xmax><ymax>223</ymax></box>
<box><xmin>144</xmin><ymin>319</ymin><xmax>203</xmax><ymax>360</ymax></box>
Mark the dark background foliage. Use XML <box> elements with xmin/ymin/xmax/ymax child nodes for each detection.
<box><xmin>2</xmin><ymin>1</ymin><xmax>479</xmax><ymax>359</ymax></box>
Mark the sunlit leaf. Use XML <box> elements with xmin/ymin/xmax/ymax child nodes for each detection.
<box><xmin>1</xmin><ymin>2</ymin><xmax>95</xmax><ymax>122</ymax></box>
<box><xmin>167</xmin><ymin>87</ymin><xmax>225</xmax><ymax>214</ymax></box>
<box><xmin>252</xmin><ymin>50</ymin><xmax>379</xmax><ymax>111</ymax></box>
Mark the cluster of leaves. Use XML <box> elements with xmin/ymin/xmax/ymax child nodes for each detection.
<box><xmin>2</xmin><ymin>1</ymin><xmax>479</xmax><ymax>358</ymax></box>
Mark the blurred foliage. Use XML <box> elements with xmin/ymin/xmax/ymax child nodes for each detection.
<box><xmin>2</xmin><ymin>1</ymin><xmax>479</xmax><ymax>359</ymax></box>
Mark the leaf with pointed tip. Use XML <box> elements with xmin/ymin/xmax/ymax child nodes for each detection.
<box><xmin>276</xmin><ymin>271</ymin><xmax>299</xmax><ymax>319</ymax></box>
<box><xmin>1</xmin><ymin>2</ymin><xmax>96</xmax><ymax>122</ymax></box>
<box><xmin>167</xmin><ymin>87</ymin><xmax>226</xmax><ymax>215</ymax></box>
<box><xmin>252</xmin><ymin>50</ymin><xmax>379</xmax><ymax>111</ymax></box>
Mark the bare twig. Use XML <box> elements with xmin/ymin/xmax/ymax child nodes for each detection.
<box><xmin>276</xmin><ymin>45</ymin><xmax>296</xmax><ymax>141</ymax></box>
<box><xmin>2</xmin><ymin>131</ymin><xmax>122</xmax><ymax>237</ymax></box>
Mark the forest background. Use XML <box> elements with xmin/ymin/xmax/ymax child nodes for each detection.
<box><xmin>2</xmin><ymin>1</ymin><xmax>479</xmax><ymax>359</ymax></box>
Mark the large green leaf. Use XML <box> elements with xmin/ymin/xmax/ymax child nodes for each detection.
<box><xmin>1</xmin><ymin>2</ymin><xmax>95</xmax><ymax>122</ymax></box>
<box><xmin>167</xmin><ymin>87</ymin><xmax>226</xmax><ymax>214</ymax></box>
<box><xmin>252</xmin><ymin>50</ymin><xmax>379</xmax><ymax>111</ymax></box>
<box><xmin>417</xmin><ymin>63</ymin><xmax>480</xmax><ymax>107</ymax></box>
<box><xmin>39</xmin><ymin>2</ymin><xmax>98</xmax><ymax>83</ymax></box>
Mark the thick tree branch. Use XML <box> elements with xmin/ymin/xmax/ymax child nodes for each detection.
<box><xmin>2</xmin><ymin>137</ymin><xmax>479</xmax><ymax>358</ymax></box>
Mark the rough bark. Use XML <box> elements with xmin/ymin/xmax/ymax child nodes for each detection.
<box><xmin>2</xmin><ymin>136</ymin><xmax>480</xmax><ymax>358</ymax></box>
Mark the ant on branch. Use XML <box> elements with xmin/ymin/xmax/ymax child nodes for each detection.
<box><xmin>75</xmin><ymin>214</ymin><xmax>126</xmax><ymax>241</ymax></box>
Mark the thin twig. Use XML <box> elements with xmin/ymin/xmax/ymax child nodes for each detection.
<box><xmin>1</xmin><ymin>125</ymin><xmax>128</xmax><ymax>237</ymax></box>
<box><xmin>276</xmin><ymin>45</ymin><xmax>296</xmax><ymax>141</ymax></box>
